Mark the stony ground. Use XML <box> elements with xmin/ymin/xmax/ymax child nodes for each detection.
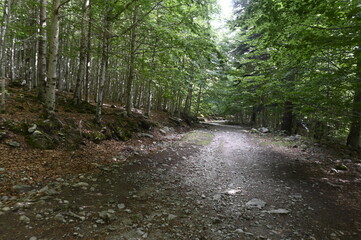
<box><xmin>0</xmin><ymin>123</ymin><xmax>361</xmax><ymax>240</ymax></box>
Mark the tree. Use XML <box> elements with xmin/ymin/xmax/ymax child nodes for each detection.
<box><xmin>0</xmin><ymin>0</ymin><xmax>11</xmax><ymax>113</ymax></box>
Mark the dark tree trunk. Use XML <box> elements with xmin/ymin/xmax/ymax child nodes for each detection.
<box><xmin>281</xmin><ymin>101</ymin><xmax>293</xmax><ymax>135</ymax></box>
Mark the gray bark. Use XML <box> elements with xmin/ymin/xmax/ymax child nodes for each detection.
<box><xmin>73</xmin><ymin>0</ymin><xmax>90</xmax><ymax>105</ymax></box>
<box><xmin>1</xmin><ymin>0</ymin><xmax>11</xmax><ymax>113</ymax></box>
<box><xmin>45</xmin><ymin>0</ymin><xmax>61</xmax><ymax>118</ymax></box>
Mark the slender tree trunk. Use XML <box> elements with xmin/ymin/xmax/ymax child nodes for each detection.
<box><xmin>347</xmin><ymin>46</ymin><xmax>361</xmax><ymax>148</ymax></box>
<box><xmin>281</xmin><ymin>100</ymin><xmax>293</xmax><ymax>135</ymax></box>
<box><xmin>95</xmin><ymin>10</ymin><xmax>110</xmax><ymax>122</ymax></box>
<box><xmin>37</xmin><ymin>0</ymin><xmax>47</xmax><ymax>100</ymax></box>
<box><xmin>45</xmin><ymin>0</ymin><xmax>61</xmax><ymax>118</ymax></box>
<box><xmin>73</xmin><ymin>0</ymin><xmax>90</xmax><ymax>105</ymax></box>
<box><xmin>125</xmin><ymin>9</ymin><xmax>137</xmax><ymax>116</ymax></box>
<box><xmin>184</xmin><ymin>83</ymin><xmax>193</xmax><ymax>116</ymax></box>
<box><xmin>196</xmin><ymin>84</ymin><xmax>202</xmax><ymax>116</ymax></box>
<box><xmin>250</xmin><ymin>106</ymin><xmax>257</xmax><ymax>126</ymax></box>
<box><xmin>1</xmin><ymin>0</ymin><xmax>11</xmax><ymax>113</ymax></box>
<box><xmin>84</xmin><ymin>6</ymin><xmax>92</xmax><ymax>103</ymax></box>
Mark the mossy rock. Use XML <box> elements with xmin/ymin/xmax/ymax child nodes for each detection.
<box><xmin>83</xmin><ymin>131</ymin><xmax>106</xmax><ymax>144</ymax></box>
<box><xmin>0</xmin><ymin>131</ymin><xmax>7</xmax><ymax>141</ymax></box>
<box><xmin>7</xmin><ymin>121</ymin><xmax>27</xmax><ymax>134</ymax></box>
<box><xmin>36</xmin><ymin>119</ymin><xmax>62</xmax><ymax>134</ymax></box>
<box><xmin>113</xmin><ymin>126</ymin><xmax>132</xmax><ymax>141</ymax></box>
<box><xmin>27</xmin><ymin>130</ymin><xmax>54</xmax><ymax>149</ymax></box>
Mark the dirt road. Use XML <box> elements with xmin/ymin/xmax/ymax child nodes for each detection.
<box><xmin>1</xmin><ymin>123</ymin><xmax>360</xmax><ymax>239</ymax></box>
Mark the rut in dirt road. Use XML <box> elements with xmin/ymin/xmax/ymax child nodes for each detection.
<box><xmin>0</xmin><ymin>124</ymin><xmax>360</xmax><ymax>240</ymax></box>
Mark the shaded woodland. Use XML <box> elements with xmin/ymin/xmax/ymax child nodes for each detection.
<box><xmin>0</xmin><ymin>0</ymin><xmax>360</xmax><ymax>148</ymax></box>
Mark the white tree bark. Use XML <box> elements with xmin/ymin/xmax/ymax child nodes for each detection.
<box><xmin>95</xmin><ymin>8</ymin><xmax>111</xmax><ymax>122</ymax></box>
<box><xmin>1</xmin><ymin>0</ymin><xmax>11</xmax><ymax>113</ymax></box>
<box><xmin>37</xmin><ymin>0</ymin><xmax>47</xmax><ymax>100</ymax></box>
<box><xmin>45</xmin><ymin>0</ymin><xmax>60</xmax><ymax>118</ymax></box>
<box><xmin>74</xmin><ymin>0</ymin><xmax>90</xmax><ymax>105</ymax></box>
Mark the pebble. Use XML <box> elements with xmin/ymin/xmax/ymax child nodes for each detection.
<box><xmin>117</xmin><ymin>203</ymin><xmax>125</xmax><ymax>209</ymax></box>
<box><xmin>2</xmin><ymin>207</ymin><xmax>10</xmax><ymax>212</ymax></box>
<box><xmin>72</xmin><ymin>182</ymin><xmax>89</xmax><ymax>187</ymax></box>
<box><xmin>246</xmin><ymin>198</ymin><xmax>266</xmax><ymax>209</ymax></box>
<box><xmin>167</xmin><ymin>214</ymin><xmax>177</xmax><ymax>220</ymax></box>
<box><xmin>54</xmin><ymin>213</ymin><xmax>65</xmax><ymax>222</ymax></box>
<box><xmin>267</xmin><ymin>209</ymin><xmax>290</xmax><ymax>214</ymax></box>
<box><xmin>19</xmin><ymin>215</ymin><xmax>30</xmax><ymax>224</ymax></box>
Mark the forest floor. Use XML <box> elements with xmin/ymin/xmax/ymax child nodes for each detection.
<box><xmin>1</xmin><ymin>121</ymin><xmax>361</xmax><ymax>240</ymax></box>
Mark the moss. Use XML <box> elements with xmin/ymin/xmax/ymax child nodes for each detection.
<box><xmin>113</xmin><ymin>126</ymin><xmax>132</xmax><ymax>141</ymax></box>
<box><xmin>182</xmin><ymin>131</ymin><xmax>214</xmax><ymax>146</ymax></box>
<box><xmin>83</xmin><ymin>131</ymin><xmax>106</xmax><ymax>144</ymax></box>
<box><xmin>27</xmin><ymin>130</ymin><xmax>55</xmax><ymax>149</ymax></box>
<box><xmin>7</xmin><ymin>121</ymin><xmax>27</xmax><ymax>134</ymax></box>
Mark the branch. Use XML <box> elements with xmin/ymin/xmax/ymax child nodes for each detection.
<box><xmin>111</xmin><ymin>0</ymin><xmax>139</xmax><ymax>21</ymax></box>
<box><xmin>113</xmin><ymin>0</ymin><xmax>164</xmax><ymax>38</ymax></box>
<box><xmin>57</xmin><ymin>0</ymin><xmax>71</xmax><ymax>11</ymax></box>
<box><xmin>299</xmin><ymin>23</ymin><xmax>360</xmax><ymax>31</ymax></box>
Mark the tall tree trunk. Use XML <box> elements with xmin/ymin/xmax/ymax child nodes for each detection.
<box><xmin>95</xmin><ymin>10</ymin><xmax>110</xmax><ymax>122</ymax></box>
<box><xmin>281</xmin><ymin>100</ymin><xmax>293</xmax><ymax>135</ymax></box>
<box><xmin>84</xmin><ymin>5</ymin><xmax>92</xmax><ymax>103</ymax></box>
<box><xmin>45</xmin><ymin>0</ymin><xmax>61</xmax><ymax>118</ymax></box>
<box><xmin>37</xmin><ymin>0</ymin><xmax>47</xmax><ymax>100</ymax></box>
<box><xmin>347</xmin><ymin>46</ymin><xmax>361</xmax><ymax>148</ymax></box>
<box><xmin>73</xmin><ymin>0</ymin><xmax>90</xmax><ymax>105</ymax></box>
<box><xmin>195</xmin><ymin>84</ymin><xmax>202</xmax><ymax>116</ymax></box>
<box><xmin>125</xmin><ymin>9</ymin><xmax>137</xmax><ymax>116</ymax></box>
<box><xmin>1</xmin><ymin>0</ymin><xmax>11</xmax><ymax>113</ymax></box>
<box><xmin>184</xmin><ymin>83</ymin><xmax>193</xmax><ymax>116</ymax></box>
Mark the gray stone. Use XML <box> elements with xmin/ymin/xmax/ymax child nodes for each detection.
<box><xmin>54</xmin><ymin>213</ymin><xmax>65</xmax><ymax>222</ymax></box>
<box><xmin>139</xmin><ymin>133</ymin><xmax>154</xmax><ymax>138</ymax></box>
<box><xmin>1</xmin><ymin>196</ymin><xmax>9</xmax><ymax>201</ymax></box>
<box><xmin>19</xmin><ymin>215</ymin><xmax>30</xmax><ymax>224</ymax></box>
<box><xmin>29</xmin><ymin>237</ymin><xmax>37</xmax><ymax>240</ymax></box>
<box><xmin>2</xmin><ymin>207</ymin><xmax>10</xmax><ymax>212</ymax></box>
<box><xmin>259</xmin><ymin>127</ymin><xmax>270</xmax><ymax>133</ymax></box>
<box><xmin>167</xmin><ymin>214</ymin><xmax>177</xmax><ymax>220</ymax></box>
<box><xmin>8</xmin><ymin>141</ymin><xmax>21</xmax><ymax>148</ymax></box>
<box><xmin>28</xmin><ymin>124</ymin><xmax>37</xmax><ymax>133</ymax></box>
<box><xmin>0</xmin><ymin>168</ymin><xmax>5</xmax><ymax>172</ymax></box>
<box><xmin>268</xmin><ymin>209</ymin><xmax>290</xmax><ymax>214</ymax></box>
<box><xmin>245</xmin><ymin>198</ymin><xmax>266</xmax><ymax>209</ymax></box>
<box><xmin>28</xmin><ymin>130</ymin><xmax>53</xmax><ymax>149</ymax></box>
<box><xmin>12</xmin><ymin>184</ymin><xmax>32</xmax><ymax>192</ymax></box>
<box><xmin>159</xmin><ymin>129</ymin><xmax>167</xmax><ymax>135</ymax></box>
<box><xmin>72</xmin><ymin>182</ymin><xmax>89</xmax><ymax>188</ymax></box>
<box><xmin>117</xmin><ymin>203</ymin><xmax>125</xmax><ymax>210</ymax></box>
<box><xmin>98</xmin><ymin>210</ymin><xmax>117</xmax><ymax>222</ymax></box>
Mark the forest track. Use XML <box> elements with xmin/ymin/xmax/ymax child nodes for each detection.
<box><xmin>0</xmin><ymin>123</ymin><xmax>360</xmax><ymax>240</ymax></box>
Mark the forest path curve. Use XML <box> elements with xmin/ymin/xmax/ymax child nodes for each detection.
<box><xmin>1</xmin><ymin>123</ymin><xmax>360</xmax><ymax>240</ymax></box>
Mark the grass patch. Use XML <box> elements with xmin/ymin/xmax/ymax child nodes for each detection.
<box><xmin>182</xmin><ymin>131</ymin><xmax>214</xmax><ymax>146</ymax></box>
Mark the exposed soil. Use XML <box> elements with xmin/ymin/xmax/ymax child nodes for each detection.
<box><xmin>0</xmin><ymin>122</ymin><xmax>361</xmax><ymax>240</ymax></box>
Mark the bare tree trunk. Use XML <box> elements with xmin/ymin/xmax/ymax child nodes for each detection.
<box><xmin>281</xmin><ymin>100</ymin><xmax>293</xmax><ymax>135</ymax></box>
<box><xmin>45</xmin><ymin>0</ymin><xmax>61</xmax><ymax>118</ymax></box>
<box><xmin>1</xmin><ymin>0</ymin><xmax>11</xmax><ymax>113</ymax></box>
<box><xmin>85</xmin><ymin>5</ymin><xmax>92</xmax><ymax>103</ymax></box>
<box><xmin>183</xmin><ymin>83</ymin><xmax>193</xmax><ymax>116</ymax></box>
<box><xmin>37</xmin><ymin>0</ymin><xmax>47</xmax><ymax>100</ymax></box>
<box><xmin>95</xmin><ymin>9</ymin><xmax>111</xmax><ymax>122</ymax></box>
<box><xmin>73</xmin><ymin>0</ymin><xmax>90</xmax><ymax>105</ymax></box>
<box><xmin>347</xmin><ymin>46</ymin><xmax>361</xmax><ymax>148</ymax></box>
<box><xmin>125</xmin><ymin>8</ymin><xmax>137</xmax><ymax>116</ymax></box>
<box><xmin>195</xmin><ymin>84</ymin><xmax>202</xmax><ymax>116</ymax></box>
